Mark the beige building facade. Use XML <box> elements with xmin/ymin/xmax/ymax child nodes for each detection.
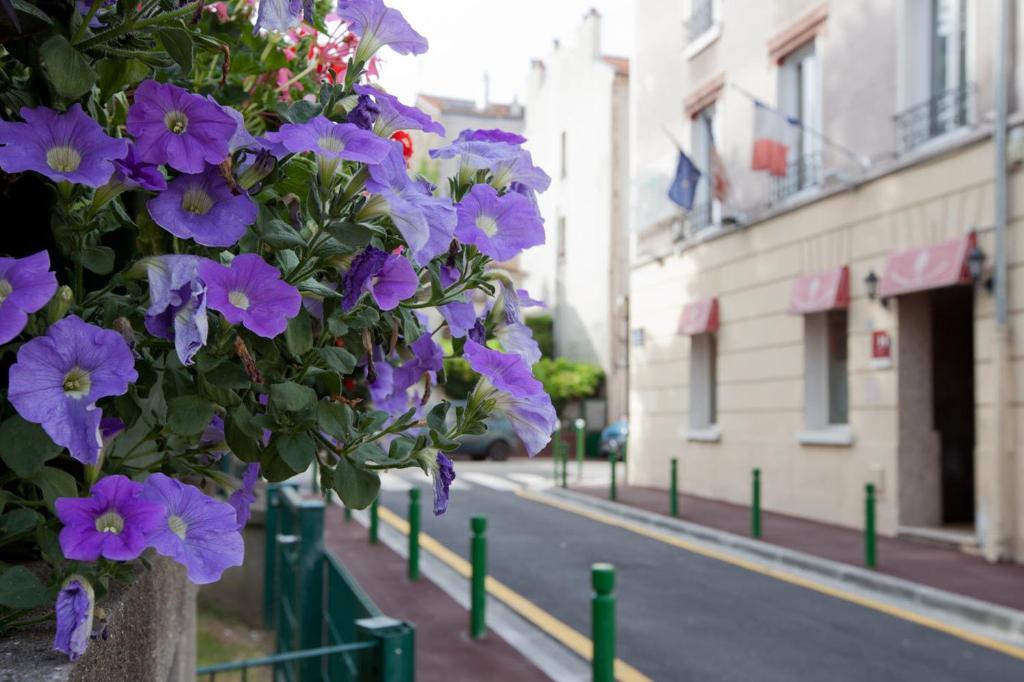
<box><xmin>628</xmin><ymin>0</ymin><xmax>1024</xmax><ymax>561</ymax></box>
<box><xmin>523</xmin><ymin>10</ymin><xmax>631</xmax><ymax>427</ymax></box>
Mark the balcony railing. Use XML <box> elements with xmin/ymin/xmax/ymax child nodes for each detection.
<box><xmin>685</xmin><ymin>201</ymin><xmax>714</xmax><ymax>236</ymax></box>
<box><xmin>894</xmin><ymin>83</ymin><xmax>972</xmax><ymax>154</ymax></box>
<box><xmin>685</xmin><ymin>0</ymin><xmax>714</xmax><ymax>43</ymax></box>
<box><xmin>772</xmin><ymin>152</ymin><xmax>822</xmax><ymax>203</ymax></box>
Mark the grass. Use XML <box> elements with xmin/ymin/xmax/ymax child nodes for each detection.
<box><xmin>197</xmin><ymin>604</ymin><xmax>275</xmax><ymax>682</ymax></box>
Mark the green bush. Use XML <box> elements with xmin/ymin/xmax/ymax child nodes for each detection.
<box><xmin>525</xmin><ymin>314</ymin><xmax>554</xmax><ymax>358</ymax></box>
<box><xmin>533</xmin><ymin>357</ymin><xmax>604</xmax><ymax>412</ymax></box>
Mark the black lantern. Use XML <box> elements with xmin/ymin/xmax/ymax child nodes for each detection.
<box><xmin>864</xmin><ymin>270</ymin><xmax>880</xmax><ymax>300</ymax></box>
<box><xmin>967</xmin><ymin>245</ymin><xmax>986</xmax><ymax>284</ymax></box>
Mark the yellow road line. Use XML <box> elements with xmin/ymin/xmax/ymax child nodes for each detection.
<box><xmin>516</xmin><ymin>489</ymin><xmax>1024</xmax><ymax>662</ymax></box>
<box><xmin>375</xmin><ymin>504</ymin><xmax>651</xmax><ymax>682</ymax></box>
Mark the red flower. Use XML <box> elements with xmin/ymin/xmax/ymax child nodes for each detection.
<box><xmin>391</xmin><ymin>131</ymin><xmax>413</xmax><ymax>162</ymax></box>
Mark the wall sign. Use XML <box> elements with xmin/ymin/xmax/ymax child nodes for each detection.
<box><xmin>870</xmin><ymin>330</ymin><xmax>892</xmax><ymax>369</ymax></box>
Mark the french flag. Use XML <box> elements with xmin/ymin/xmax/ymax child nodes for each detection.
<box><xmin>751</xmin><ymin>101</ymin><xmax>795</xmax><ymax>177</ymax></box>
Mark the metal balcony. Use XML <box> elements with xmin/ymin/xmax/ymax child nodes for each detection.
<box><xmin>894</xmin><ymin>83</ymin><xmax>972</xmax><ymax>154</ymax></box>
<box><xmin>772</xmin><ymin>152</ymin><xmax>822</xmax><ymax>203</ymax></box>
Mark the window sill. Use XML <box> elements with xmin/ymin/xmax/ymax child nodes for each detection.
<box><xmin>796</xmin><ymin>425</ymin><xmax>855</xmax><ymax>447</ymax></box>
<box><xmin>684</xmin><ymin>23</ymin><xmax>722</xmax><ymax>60</ymax></box>
<box><xmin>686</xmin><ymin>425</ymin><xmax>721</xmax><ymax>442</ymax></box>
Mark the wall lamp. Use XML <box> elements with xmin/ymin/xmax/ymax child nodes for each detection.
<box><xmin>967</xmin><ymin>244</ymin><xmax>994</xmax><ymax>292</ymax></box>
<box><xmin>864</xmin><ymin>269</ymin><xmax>889</xmax><ymax>307</ymax></box>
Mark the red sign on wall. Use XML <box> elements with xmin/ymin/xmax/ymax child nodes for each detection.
<box><xmin>871</xmin><ymin>330</ymin><xmax>892</xmax><ymax>368</ymax></box>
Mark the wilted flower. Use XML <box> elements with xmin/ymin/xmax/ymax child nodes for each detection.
<box><xmin>55</xmin><ymin>475</ymin><xmax>164</xmax><ymax>561</ymax></box>
<box><xmin>347</xmin><ymin>93</ymin><xmax>381</xmax><ymax>130</ymax></box>
<box><xmin>455</xmin><ymin>183</ymin><xmax>545</xmax><ymax>261</ymax></box>
<box><xmin>464</xmin><ymin>340</ymin><xmax>556</xmax><ymax>456</ymax></box>
<box><xmin>143</xmin><ymin>255</ymin><xmax>208</xmax><ymax>366</ymax></box>
<box><xmin>148</xmin><ymin>166</ymin><xmax>257</xmax><ymax>247</ymax></box>
<box><xmin>141</xmin><ymin>473</ymin><xmax>245</xmax><ymax>584</ymax></box>
<box><xmin>432</xmin><ymin>452</ymin><xmax>456</xmax><ymax>516</ymax></box>
<box><xmin>341</xmin><ymin>247</ymin><xmax>418</xmax><ymax>311</ymax></box>
<box><xmin>9</xmin><ymin>315</ymin><xmax>137</xmax><ymax>464</ymax></box>
<box><xmin>127</xmin><ymin>80</ymin><xmax>237</xmax><ymax>173</ymax></box>
<box><xmin>53</xmin><ymin>576</ymin><xmax>95</xmax><ymax>662</ymax></box>
<box><xmin>0</xmin><ymin>250</ymin><xmax>58</xmax><ymax>345</ymax></box>
<box><xmin>336</xmin><ymin>0</ymin><xmax>429</xmax><ymax>63</ymax></box>
<box><xmin>229</xmin><ymin>463</ymin><xmax>261</xmax><ymax>529</ymax></box>
<box><xmin>110</xmin><ymin>142</ymin><xmax>167</xmax><ymax>191</ymax></box>
<box><xmin>200</xmin><ymin>254</ymin><xmax>302</xmax><ymax>338</ymax></box>
<box><xmin>354</xmin><ymin>84</ymin><xmax>444</xmax><ymax>138</ymax></box>
<box><xmin>0</xmin><ymin>104</ymin><xmax>127</xmax><ymax>187</ymax></box>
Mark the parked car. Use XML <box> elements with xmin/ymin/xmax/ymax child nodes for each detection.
<box><xmin>448</xmin><ymin>401</ymin><xmax>519</xmax><ymax>460</ymax></box>
<box><xmin>599</xmin><ymin>419</ymin><xmax>629</xmax><ymax>458</ymax></box>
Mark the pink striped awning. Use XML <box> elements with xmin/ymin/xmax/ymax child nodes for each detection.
<box><xmin>677</xmin><ymin>298</ymin><xmax>719</xmax><ymax>335</ymax></box>
<box><xmin>788</xmin><ymin>266</ymin><xmax>849</xmax><ymax>314</ymax></box>
<box><xmin>878</xmin><ymin>233</ymin><xmax>976</xmax><ymax>298</ymax></box>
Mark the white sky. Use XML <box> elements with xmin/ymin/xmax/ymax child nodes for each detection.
<box><xmin>369</xmin><ymin>0</ymin><xmax>635</xmax><ymax>105</ymax></box>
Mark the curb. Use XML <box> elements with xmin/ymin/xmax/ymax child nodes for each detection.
<box><xmin>546</xmin><ymin>487</ymin><xmax>1024</xmax><ymax>647</ymax></box>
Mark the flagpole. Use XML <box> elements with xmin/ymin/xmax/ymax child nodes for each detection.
<box><xmin>727</xmin><ymin>82</ymin><xmax>871</xmax><ymax>170</ymax></box>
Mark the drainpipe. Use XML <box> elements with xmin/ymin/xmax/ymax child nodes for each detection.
<box><xmin>989</xmin><ymin>0</ymin><xmax>1013</xmax><ymax>562</ymax></box>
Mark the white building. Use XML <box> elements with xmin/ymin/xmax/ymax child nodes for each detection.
<box><xmin>522</xmin><ymin>9</ymin><xmax>631</xmax><ymax>427</ymax></box>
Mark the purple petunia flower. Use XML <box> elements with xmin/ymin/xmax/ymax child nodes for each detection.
<box><xmin>210</xmin><ymin>98</ymin><xmax>259</xmax><ymax>153</ymax></box>
<box><xmin>0</xmin><ymin>251</ymin><xmax>58</xmax><ymax>345</ymax></box>
<box><xmin>494</xmin><ymin>319</ymin><xmax>541</xmax><ymax>365</ymax></box>
<box><xmin>354</xmin><ymin>85</ymin><xmax>444</xmax><ymax>138</ymax></box>
<box><xmin>55</xmin><ymin>475</ymin><xmax>164</xmax><ymax>561</ymax></box>
<box><xmin>455</xmin><ymin>183</ymin><xmax>545</xmax><ymax>261</ymax></box>
<box><xmin>409</xmin><ymin>332</ymin><xmax>443</xmax><ymax>373</ymax></box>
<box><xmin>141</xmin><ymin>473</ymin><xmax>245</xmax><ymax>584</ymax></box>
<box><xmin>127</xmin><ymin>80</ymin><xmax>237</xmax><ymax>173</ymax></box>
<box><xmin>440</xmin><ymin>300</ymin><xmax>477</xmax><ymax>338</ymax></box>
<box><xmin>53</xmin><ymin>576</ymin><xmax>94</xmax><ymax>662</ymax></box>
<box><xmin>517</xmin><ymin>288</ymin><xmax>547</xmax><ymax>309</ymax></box>
<box><xmin>368</xmin><ymin>360</ymin><xmax>409</xmax><ymax>415</ymax></box>
<box><xmin>229</xmin><ymin>463</ymin><xmax>261</xmax><ymax>529</ymax></box>
<box><xmin>200</xmin><ymin>254</ymin><xmax>302</xmax><ymax>338</ymax></box>
<box><xmin>148</xmin><ymin>166</ymin><xmax>257</xmax><ymax>247</ymax></box>
<box><xmin>0</xmin><ymin>104</ymin><xmax>128</xmax><ymax>187</ymax></box>
<box><xmin>464</xmin><ymin>340</ymin><xmax>556</xmax><ymax>456</ymax></box>
<box><xmin>111</xmin><ymin>143</ymin><xmax>167</xmax><ymax>191</ymax></box>
<box><xmin>9</xmin><ymin>316</ymin><xmax>137</xmax><ymax>464</ymax></box>
<box><xmin>430</xmin><ymin>139</ymin><xmax>550</xmax><ymax>193</ymax></box>
<box><xmin>336</xmin><ymin>0</ymin><xmax>428</xmax><ymax>63</ymax></box>
<box><xmin>267</xmin><ymin>116</ymin><xmax>393</xmax><ymax>164</ymax></box>
<box><xmin>432</xmin><ymin>452</ymin><xmax>456</xmax><ymax>515</ymax></box>
<box><xmin>347</xmin><ymin>93</ymin><xmax>381</xmax><ymax>130</ymax></box>
<box><xmin>77</xmin><ymin>0</ymin><xmax>114</xmax><ymax>27</ymax></box>
<box><xmin>365</xmin><ymin>142</ymin><xmax>456</xmax><ymax>265</ymax></box>
<box><xmin>341</xmin><ymin>247</ymin><xmax>418</xmax><ymax>311</ymax></box>
<box><xmin>455</xmin><ymin>128</ymin><xmax>527</xmax><ymax>145</ymax></box>
<box><xmin>253</xmin><ymin>0</ymin><xmax>311</xmax><ymax>34</ymax></box>
<box><xmin>143</xmin><ymin>255</ymin><xmax>208</xmax><ymax>366</ymax></box>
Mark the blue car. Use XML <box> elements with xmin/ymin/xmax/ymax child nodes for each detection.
<box><xmin>599</xmin><ymin>419</ymin><xmax>629</xmax><ymax>458</ymax></box>
<box><xmin>448</xmin><ymin>401</ymin><xmax>519</xmax><ymax>460</ymax></box>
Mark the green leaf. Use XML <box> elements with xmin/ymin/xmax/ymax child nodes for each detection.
<box><xmin>285</xmin><ymin>309</ymin><xmax>313</xmax><ymax>358</ymax></box>
<box><xmin>319</xmin><ymin>346</ymin><xmax>356</xmax><ymax>375</ymax></box>
<box><xmin>39</xmin><ymin>35</ymin><xmax>96</xmax><ymax>99</ymax></box>
<box><xmin>0</xmin><ymin>416</ymin><xmax>61</xmax><ymax>478</ymax></box>
<box><xmin>269</xmin><ymin>382</ymin><xmax>318</xmax><ymax>431</ymax></box>
<box><xmin>158</xmin><ymin>27</ymin><xmax>194</xmax><ymax>74</ymax></box>
<box><xmin>254</xmin><ymin>217</ymin><xmax>306</xmax><ymax>249</ymax></box>
<box><xmin>79</xmin><ymin>244</ymin><xmax>115</xmax><ymax>275</ymax></box>
<box><xmin>273</xmin><ymin>432</ymin><xmax>315</xmax><ymax>472</ymax></box>
<box><xmin>204</xmin><ymin>361</ymin><xmax>251</xmax><ymax>390</ymax></box>
<box><xmin>166</xmin><ymin>395</ymin><xmax>214</xmax><ymax>436</ymax></box>
<box><xmin>0</xmin><ymin>566</ymin><xmax>50</xmax><ymax>609</ymax></box>
<box><xmin>325</xmin><ymin>222</ymin><xmax>372</xmax><ymax>252</ymax></box>
<box><xmin>426</xmin><ymin>401</ymin><xmax>449</xmax><ymax>433</ymax></box>
<box><xmin>259</xmin><ymin>442</ymin><xmax>298</xmax><ymax>482</ymax></box>
<box><xmin>399</xmin><ymin>307</ymin><xmax>421</xmax><ymax>343</ymax></box>
<box><xmin>317</xmin><ymin>401</ymin><xmax>353</xmax><ymax>441</ymax></box>
<box><xmin>27</xmin><ymin>467</ymin><xmax>77</xmax><ymax>510</ymax></box>
<box><xmin>225</xmin><ymin>405</ymin><xmax>263</xmax><ymax>463</ymax></box>
<box><xmin>0</xmin><ymin>508</ymin><xmax>43</xmax><ymax>538</ymax></box>
<box><xmin>96</xmin><ymin>58</ymin><xmax>149</xmax><ymax>101</ymax></box>
<box><xmin>332</xmin><ymin>456</ymin><xmax>380</xmax><ymax>509</ymax></box>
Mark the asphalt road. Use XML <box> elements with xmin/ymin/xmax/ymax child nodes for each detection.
<box><xmin>377</xmin><ymin>460</ymin><xmax>1024</xmax><ymax>682</ymax></box>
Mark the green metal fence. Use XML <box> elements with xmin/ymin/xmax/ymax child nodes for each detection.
<box><xmin>199</xmin><ymin>483</ymin><xmax>415</xmax><ymax>681</ymax></box>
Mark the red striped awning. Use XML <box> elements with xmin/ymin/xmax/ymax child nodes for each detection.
<box><xmin>677</xmin><ymin>298</ymin><xmax>719</xmax><ymax>335</ymax></box>
<box><xmin>788</xmin><ymin>266</ymin><xmax>849</xmax><ymax>314</ymax></box>
<box><xmin>878</xmin><ymin>233</ymin><xmax>976</xmax><ymax>298</ymax></box>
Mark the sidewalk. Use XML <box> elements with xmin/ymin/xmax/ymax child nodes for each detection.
<box><xmin>572</xmin><ymin>483</ymin><xmax>1024</xmax><ymax>613</ymax></box>
<box><xmin>323</xmin><ymin>504</ymin><xmax>547</xmax><ymax>682</ymax></box>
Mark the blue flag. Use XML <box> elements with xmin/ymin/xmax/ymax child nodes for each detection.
<box><xmin>667</xmin><ymin>150</ymin><xmax>702</xmax><ymax>210</ymax></box>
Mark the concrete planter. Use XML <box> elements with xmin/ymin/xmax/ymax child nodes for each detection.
<box><xmin>0</xmin><ymin>557</ymin><xmax>196</xmax><ymax>682</ymax></box>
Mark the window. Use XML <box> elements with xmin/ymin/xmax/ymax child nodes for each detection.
<box><xmin>689</xmin><ymin>105</ymin><xmax>719</xmax><ymax>232</ymax></box>
<box><xmin>557</xmin><ymin>216</ymin><xmax>566</xmax><ymax>260</ymax></box>
<box><xmin>801</xmin><ymin>310</ymin><xmax>851</xmax><ymax>443</ymax></box>
<box><xmin>559</xmin><ymin>131</ymin><xmax>567</xmax><ymax>178</ymax></box>
<box><xmin>685</xmin><ymin>0</ymin><xmax>715</xmax><ymax>43</ymax></box>
<box><xmin>896</xmin><ymin>0</ymin><xmax>969</xmax><ymax>151</ymax></box>
<box><xmin>689</xmin><ymin>332</ymin><xmax>718</xmax><ymax>433</ymax></box>
<box><xmin>776</xmin><ymin>41</ymin><xmax>820</xmax><ymax>200</ymax></box>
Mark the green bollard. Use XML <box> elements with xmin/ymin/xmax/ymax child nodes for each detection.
<box><xmin>561</xmin><ymin>441</ymin><xmax>568</xmax><ymax>489</ymax></box>
<box><xmin>609</xmin><ymin>447</ymin><xmax>618</xmax><ymax>501</ymax></box>
<box><xmin>865</xmin><ymin>483</ymin><xmax>877</xmax><ymax>568</ymax></box>
<box><xmin>670</xmin><ymin>458</ymin><xmax>679</xmax><ymax>518</ymax></box>
<box><xmin>751</xmin><ymin>468</ymin><xmax>762</xmax><ymax>538</ymax></box>
<box><xmin>408</xmin><ymin>488</ymin><xmax>421</xmax><ymax>580</ymax></box>
<box><xmin>553</xmin><ymin>424</ymin><xmax>562</xmax><ymax>482</ymax></box>
<box><xmin>591</xmin><ymin>563</ymin><xmax>616</xmax><ymax>682</ymax></box>
<box><xmin>344</xmin><ymin>505</ymin><xmax>352</xmax><ymax>522</ymax></box>
<box><xmin>369</xmin><ymin>497</ymin><xmax>379</xmax><ymax>545</ymax></box>
<box><xmin>470</xmin><ymin>516</ymin><xmax>487</xmax><ymax>638</ymax></box>
<box><xmin>575</xmin><ymin>418</ymin><xmax>586</xmax><ymax>480</ymax></box>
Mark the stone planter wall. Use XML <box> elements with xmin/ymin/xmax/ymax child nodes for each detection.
<box><xmin>0</xmin><ymin>557</ymin><xmax>196</xmax><ymax>682</ymax></box>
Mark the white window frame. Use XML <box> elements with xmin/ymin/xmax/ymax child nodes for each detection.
<box><xmin>797</xmin><ymin>310</ymin><xmax>853</xmax><ymax>446</ymax></box>
<box><xmin>689</xmin><ymin>105</ymin><xmax>721</xmax><ymax>232</ymax></box>
<box><xmin>777</xmin><ymin>41</ymin><xmax>820</xmax><ymax>193</ymax></box>
<box><xmin>687</xmin><ymin>332</ymin><xmax>720</xmax><ymax>442</ymax></box>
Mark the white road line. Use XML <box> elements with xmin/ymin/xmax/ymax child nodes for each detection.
<box><xmin>379</xmin><ymin>477</ymin><xmax>413</xmax><ymax>491</ymax></box>
<box><xmin>459</xmin><ymin>472</ymin><xmax>523</xmax><ymax>491</ymax></box>
<box><xmin>506</xmin><ymin>473</ymin><xmax>552</xmax><ymax>489</ymax></box>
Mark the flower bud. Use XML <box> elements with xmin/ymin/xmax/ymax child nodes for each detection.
<box><xmin>237</xmin><ymin>149</ymin><xmax>276</xmax><ymax>191</ymax></box>
<box><xmin>47</xmin><ymin>285</ymin><xmax>74</xmax><ymax>323</ymax></box>
<box><xmin>234</xmin><ymin>337</ymin><xmax>264</xmax><ymax>384</ymax></box>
